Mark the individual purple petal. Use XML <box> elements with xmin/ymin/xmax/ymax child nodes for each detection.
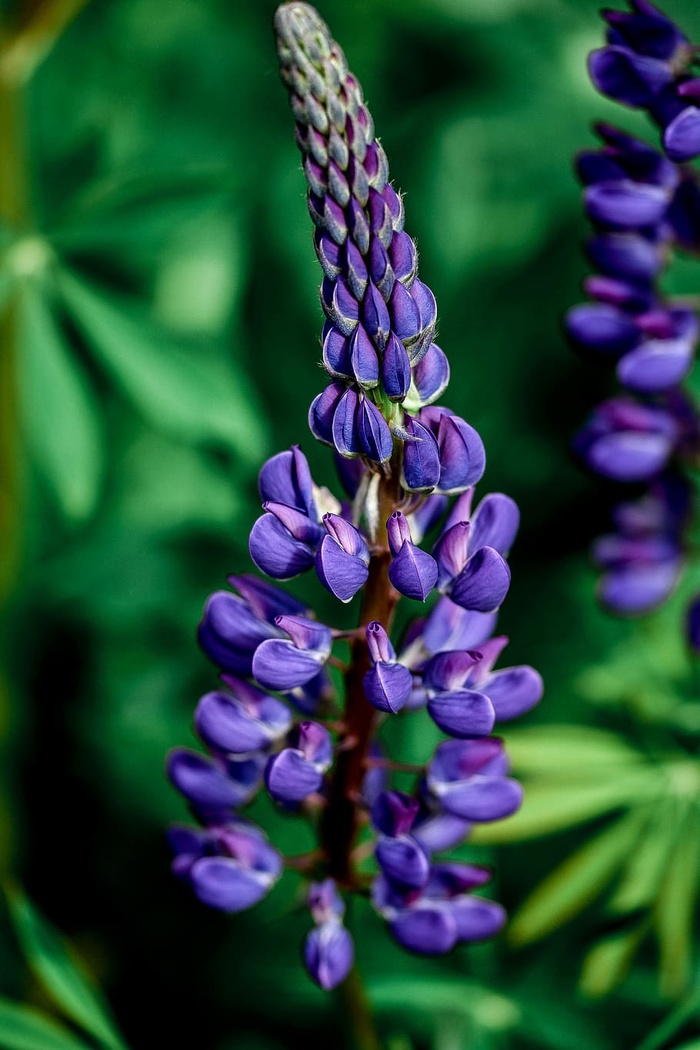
<box><xmin>427</xmin><ymin>689</ymin><xmax>495</xmax><ymax>738</ymax></box>
<box><xmin>435</xmin><ymin>774</ymin><xmax>523</xmax><ymax>822</ymax></box>
<box><xmin>253</xmin><ymin>638</ymin><xmax>328</xmax><ymax>691</ymax></box>
<box><xmin>449</xmin><ymin>547</ymin><xmax>511</xmax><ymax>613</ymax></box>
<box><xmin>376</xmin><ymin>836</ymin><xmax>430</xmax><ymax>889</ymax></box>
<box><xmin>362</xmin><ymin>282</ymin><xmax>391</xmax><ymax>351</ymax></box>
<box><xmin>433</xmin><ymin>522</ymin><xmax>471</xmax><ymax>588</ymax></box>
<box><xmin>308</xmin><ymin>879</ymin><xmax>345</xmax><ymax>923</ymax></box>
<box><xmin>230</xmin><ymin>575</ymin><xmax>306</xmax><ymax>621</ymax></box>
<box><xmin>390</xmin><ymin>906</ymin><xmax>458</xmax><ymax>955</ymax></box>
<box><xmin>389</xmin><ymin>278</ymin><xmax>420</xmax><ymax>344</ymax></box>
<box><xmin>333</xmin><ymin>387</ymin><xmax>362</xmax><ymax>457</ymax></box>
<box><xmin>482</xmin><ymin>666</ymin><xmax>544</xmax><ymax>721</ymax></box>
<box><xmin>315</xmin><ymin>230</ymin><xmax>342</xmax><ymax>280</ymax></box>
<box><xmin>566</xmin><ymin>303</ymin><xmax>641</xmax><ymax>355</ymax></box>
<box><xmin>167</xmin><ymin>749</ymin><xmax>246</xmax><ymax>809</ymax></box>
<box><xmin>603</xmin><ymin>3</ymin><xmax>688</xmax><ymax>60</ymax></box>
<box><xmin>424</xmin><ymin>650</ymin><xmax>481</xmax><ymax>692</ymax></box>
<box><xmin>598</xmin><ymin>559</ymin><xmax>680</xmax><ymax>614</ymax></box>
<box><xmin>315</xmin><ymin>535</ymin><xmax>369</xmax><ymax>602</ymax></box>
<box><xmin>366</xmin><ymin>621</ymin><xmax>395</xmax><ymax>663</ymax></box>
<box><xmin>584</xmin><ymin>428</ymin><xmax>675</xmax><ymax>480</ymax></box>
<box><xmin>349</xmin><ymin>325</ymin><xmax>379</xmax><ymax>387</ymax></box>
<box><xmin>412</xmin><ymin>343</ymin><xmax>450</xmax><ymax>407</ymax></box>
<box><xmin>297</xmin><ymin>720</ymin><xmax>333</xmax><ymax>766</ymax></box>
<box><xmin>382</xmin><ymin>332</ymin><xmax>412</xmax><ymax>402</ymax></box>
<box><xmin>389</xmin><ymin>540</ymin><xmax>439</xmax><ymax>602</ymax></box>
<box><xmin>428</xmin><ymin>409</ymin><xmax>486</xmax><ymax>493</ymax></box>
<box><xmin>198</xmin><ymin>591</ymin><xmax>278</xmax><ymax>675</ymax></box>
<box><xmin>386</xmin><ymin>509</ymin><xmax>412</xmax><ymax>555</ymax></box>
<box><xmin>426</xmin><ymin>863</ymin><xmax>492</xmax><ymax>897</ymax></box>
<box><xmin>587</xmin><ymin>232</ymin><xmax>662</xmax><ymax>281</ymax></box>
<box><xmin>371</xmin><ymin>790</ymin><xmax>420</xmax><ymax>836</ymax></box>
<box><xmin>408</xmin><ymin>279</ymin><xmax>438</xmax><ymax>363</ymax></box>
<box><xmin>249</xmin><ymin>512</ymin><xmax>317</xmax><ymax>579</ymax></box>
<box><xmin>389</xmin><ymin>229</ymin><xmax>418</xmax><ymax>285</ymax></box>
<box><xmin>453</xmin><ymin>897</ymin><xmax>506</xmax><ymax>942</ymax></box>
<box><xmin>357</xmin><ymin>397</ymin><xmax>393</xmax><ymax>462</ymax></box>
<box><xmin>322</xmin><ymin>326</ymin><xmax>353</xmax><ymax>379</ymax></box>
<box><xmin>411</xmin><ymin>814</ymin><xmax>471</xmax><ymax>854</ymax></box>
<box><xmin>469</xmin><ymin>494</ymin><xmax>520</xmax><ymax>557</ymax></box>
<box><xmin>190</xmin><ymin>856</ymin><xmax>276</xmax><ymax>912</ymax></box>
<box><xmin>584</xmin><ymin>179</ymin><xmax>671</xmax><ymax>228</ymax></box>
<box><xmin>275</xmin><ymin>614</ymin><xmax>332</xmax><ymax>653</ymax></box>
<box><xmin>195</xmin><ymin>690</ymin><xmax>291</xmax><ymax>754</ymax></box>
<box><xmin>364</xmin><ymin>660</ymin><xmax>413</xmax><ymax>713</ymax></box>
<box><xmin>422</xmin><ymin>598</ymin><xmax>496</xmax><ymax>654</ymax></box>
<box><xmin>309</xmin><ymin>383</ymin><xmax>346</xmax><ymax>444</ymax></box>
<box><xmin>368</xmin><ymin>237</ymin><xmax>395</xmax><ymax>298</ymax></box>
<box><xmin>330</xmin><ymin>276</ymin><xmax>360</xmax><ymax>335</ymax></box>
<box><xmin>588</xmin><ymin>46</ymin><xmax>672</xmax><ymax>107</ymax></box>
<box><xmin>664</xmin><ymin>106</ymin><xmax>700</xmax><ymax>163</ymax></box>
<box><xmin>303</xmin><ymin>922</ymin><xmax>354</xmax><ymax>990</ymax></box>
<box><xmin>345</xmin><ymin>240</ymin><xmax>369</xmax><ymax>298</ymax></box>
<box><xmin>616</xmin><ymin>337</ymin><xmax>694</xmax><ymax>392</ymax></box>
<box><xmin>265</xmin><ymin>748</ymin><xmax>324</xmax><ymax>803</ymax></box>
<box><xmin>259</xmin><ymin>446</ymin><xmax>315</xmax><ymax>517</ymax></box>
<box><xmin>429</xmin><ymin>737</ymin><xmax>509</xmax><ymax>782</ymax></box>
<box><xmin>402</xmin><ymin>415</ymin><xmax>441</xmax><ymax>492</ymax></box>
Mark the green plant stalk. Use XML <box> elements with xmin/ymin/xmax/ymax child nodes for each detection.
<box><xmin>338</xmin><ymin>965</ymin><xmax>383</xmax><ymax>1050</ymax></box>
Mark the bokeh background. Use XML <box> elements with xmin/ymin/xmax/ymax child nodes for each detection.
<box><xmin>2</xmin><ymin>0</ymin><xmax>700</xmax><ymax>1047</ymax></box>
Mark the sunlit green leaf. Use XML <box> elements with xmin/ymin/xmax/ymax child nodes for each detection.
<box><xmin>609</xmin><ymin>801</ymin><xmax>682</xmax><ymax>915</ymax></box>
<box><xmin>470</xmin><ymin>771</ymin><xmax>660</xmax><ymax>844</ymax></box>
<box><xmin>579</xmin><ymin>923</ymin><xmax>647</xmax><ymax>999</ymax></box>
<box><xmin>57</xmin><ymin>268</ymin><xmax>266</xmax><ymax>464</ymax></box>
<box><xmin>369</xmin><ymin>977</ymin><xmax>521</xmax><ymax>1033</ymax></box>
<box><xmin>17</xmin><ymin>285</ymin><xmax>104</xmax><ymax>519</ymax></box>
<box><xmin>509</xmin><ymin>809</ymin><xmax>649</xmax><ymax>946</ymax></box>
<box><xmin>5</xmin><ymin>885</ymin><xmax>128</xmax><ymax>1050</ymax></box>
<box><xmin>505</xmin><ymin>725</ymin><xmax>644</xmax><ymax>774</ymax></box>
<box><xmin>0</xmin><ymin>999</ymin><xmax>90</xmax><ymax>1050</ymax></box>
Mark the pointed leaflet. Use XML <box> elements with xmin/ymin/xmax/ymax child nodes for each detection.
<box><xmin>0</xmin><ymin>999</ymin><xmax>92</xmax><ymax>1050</ymax></box>
<box><xmin>508</xmin><ymin>809</ymin><xmax>648</xmax><ymax>946</ymax></box>
<box><xmin>57</xmin><ymin>268</ymin><xmax>266</xmax><ymax>463</ymax></box>
<box><xmin>5</xmin><ymin>885</ymin><xmax>128</xmax><ymax>1050</ymax></box>
<box><xmin>17</xmin><ymin>287</ymin><xmax>104</xmax><ymax>520</ymax></box>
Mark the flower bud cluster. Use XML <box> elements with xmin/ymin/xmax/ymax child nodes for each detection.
<box><xmin>567</xmin><ymin>4</ymin><xmax>700</xmax><ymax>618</ymax></box>
<box><xmin>166</xmin><ymin>2</ymin><xmax>542</xmax><ymax>990</ymax></box>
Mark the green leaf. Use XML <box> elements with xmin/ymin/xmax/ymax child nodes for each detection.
<box><xmin>470</xmin><ymin>770</ymin><xmax>660</xmax><ymax>844</ymax></box>
<box><xmin>57</xmin><ymin>268</ymin><xmax>266</xmax><ymax>464</ymax></box>
<box><xmin>609</xmin><ymin>801</ymin><xmax>682</xmax><ymax>915</ymax></box>
<box><xmin>579</xmin><ymin>923</ymin><xmax>647</xmax><ymax>999</ymax></box>
<box><xmin>17</xmin><ymin>286</ymin><xmax>104</xmax><ymax>519</ymax></box>
<box><xmin>369</xmin><ymin>977</ymin><xmax>521</xmax><ymax>1033</ymax></box>
<box><xmin>654</xmin><ymin>807</ymin><xmax>700</xmax><ymax>999</ymax></box>
<box><xmin>0</xmin><ymin>999</ymin><xmax>90</xmax><ymax>1050</ymax></box>
<box><xmin>509</xmin><ymin>809</ymin><xmax>649</xmax><ymax>946</ymax></box>
<box><xmin>504</xmin><ymin>725</ymin><xmax>644</xmax><ymax>774</ymax></box>
<box><xmin>5</xmin><ymin>885</ymin><xmax>128</xmax><ymax>1050</ymax></box>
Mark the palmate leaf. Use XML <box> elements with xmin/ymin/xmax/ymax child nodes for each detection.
<box><xmin>609</xmin><ymin>801</ymin><xmax>682</xmax><ymax>915</ymax></box>
<box><xmin>509</xmin><ymin>808</ymin><xmax>650</xmax><ymax>946</ymax></box>
<box><xmin>503</xmin><ymin>725</ymin><xmax>645</xmax><ymax>774</ymax></box>
<box><xmin>5</xmin><ymin>885</ymin><xmax>128</xmax><ymax>1050</ymax></box>
<box><xmin>0</xmin><ymin>999</ymin><xmax>90</xmax><ymax>1050</ymax></box>
<box><xmin>17</xmin><ymin>284</ymin><xmax>105</xmax><ymax>520</ymax></box>
<box><xmin>56</xmin><ymin>267</ymin><xmax>266</xmax><ymax>465</ymax></box>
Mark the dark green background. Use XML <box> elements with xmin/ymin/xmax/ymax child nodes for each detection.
<box><xmin>3</xmin><ymin>0</ymin><xmax>700</xmax><ymax>1047</ymax></box>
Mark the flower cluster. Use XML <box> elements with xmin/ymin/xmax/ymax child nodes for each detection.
<box><xmin>589</xmin><ymin>0</ymin><xmax>700</xmax><ymax>162</ymax></box>
<box><xmin>166</xmin><ymin>2</ymin><xmax>542</xmax><ymax>990</ymax></box>
<box><xmin>567</xmin><ymin>2</ymin><xmax>700</xmax><ymax>619</ymax></box>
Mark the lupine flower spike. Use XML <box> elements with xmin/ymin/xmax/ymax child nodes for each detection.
<box><xmin>166</xmin><ymin>2</ymin><xmax>542</xmax><ymax>989</ymax></box>
<box><xmin>567</xmin><ymin>0</ymin><xmax>700</xmax><ymax>621</ymax></box>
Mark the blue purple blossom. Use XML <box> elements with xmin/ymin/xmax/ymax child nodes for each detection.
<box><xmin>567</xmin><ymin>2</ymin><xmax>700</xmax><ymax>617</ymax></box>
<box><xmin>166</xmin><ymin>2</ymin><xmax>542</xmax><ymax>988</ymax></box>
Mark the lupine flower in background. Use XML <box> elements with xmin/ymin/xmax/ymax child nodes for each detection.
<box><xmin>166</xmin><ymin>1</ymin><xmax>541</xmax><ymax>993</ymax></box>
<box><xmin>566</xmin><ymin>1</ymin><xmax>700</xmax><ymax>622</ymax></box>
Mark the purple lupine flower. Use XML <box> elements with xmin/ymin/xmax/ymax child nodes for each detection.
<box><xmin>167</xmin><ymin>2</ymin><xmax>541</xmax><ymax>993</ymax></box>
<box><xmin>687</xmin><ymin>593</ymin><xmax>700</xmax><ymax>651</ymax></box>
<box><xmin>303</xmin><ymin>880</ymin><xmax>354</xmax><ymax>989</ymax></box>
<box><xmin>587</xmin><ymin>1</ymin><xmax>700</xmax><ymax>162</ymax></box>
<box><xmin>568</xmin><ymin>4</ymin><xmax>700</xmax><ymax>620</ymax></box>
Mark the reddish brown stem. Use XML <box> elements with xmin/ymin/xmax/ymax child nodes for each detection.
<box><xmin>321</xmin><ymin>469</ymin><xmax>401</xmax><ymax>884</ymax></box>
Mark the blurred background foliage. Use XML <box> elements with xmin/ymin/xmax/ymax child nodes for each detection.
<box><xmin>2</xmin><ymin>0</ymin><xmax>700</xmax><ymax>1047</ymax></box>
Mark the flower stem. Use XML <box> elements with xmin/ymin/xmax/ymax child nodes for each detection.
<box><xmin>338</xmin><ymin>965</ymin><xmax>382</xmax><ymax>1050</ymax></box>
<box><xmin>321</xmin><ymin>467</ymin><xmax>401</xmax><ymax>884</ymax></box>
